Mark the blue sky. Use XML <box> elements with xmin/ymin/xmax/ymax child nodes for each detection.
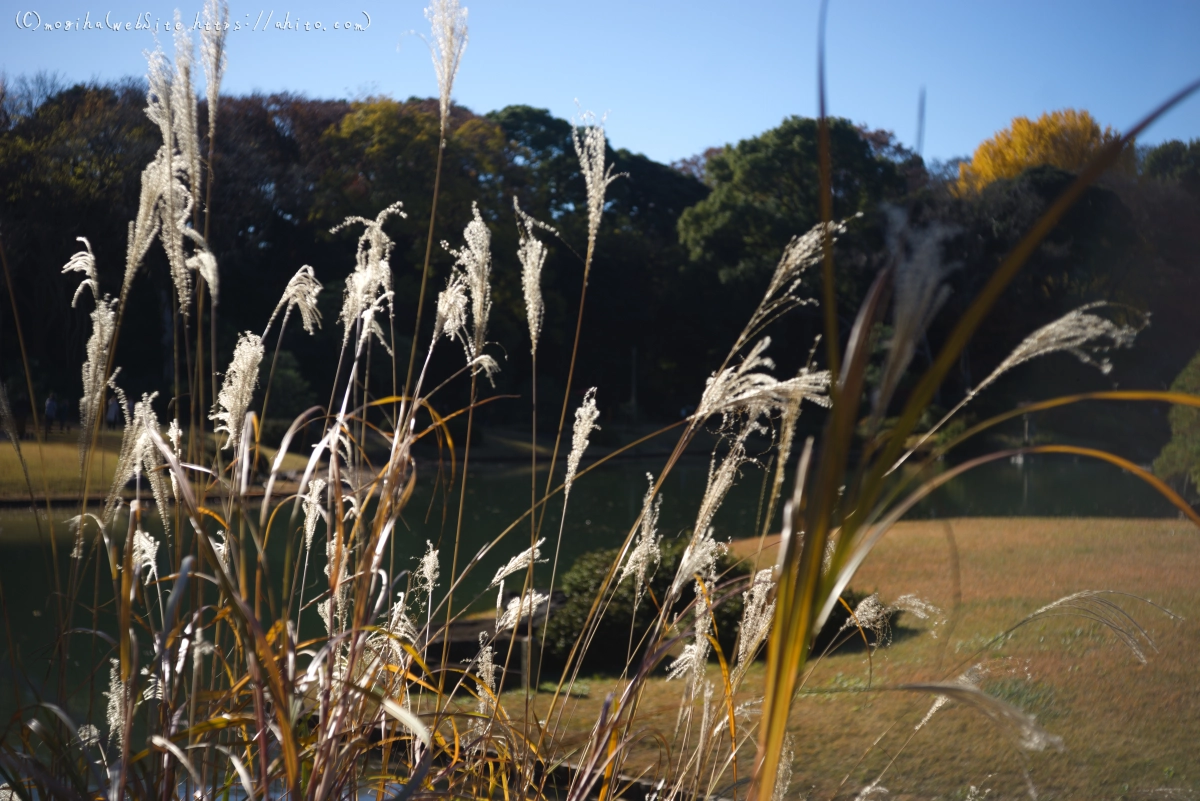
<box><xmin>4</xmin><ymin>0</ymin><xmax>1200</xmax><ymax>166</ymax></box>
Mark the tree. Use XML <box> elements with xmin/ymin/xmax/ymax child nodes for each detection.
<box><xmin>1154</xmin><ymin>348</ymin><xmax>1200</xmax><ymax>497</ymax></box>
<box><xmin>1142</xmin><ymin>138</ymin><xmax>1200</xmax><ymax>199</ymax></box>
<box><xmin>956</xmin><ymin>109</ymin><xmax>1133</xmax><ymax>195</ymax></box>
<box><xmin>677</xmin><ymin>116</ymin><xmax>904</xmax><ymax>286</ymax></box>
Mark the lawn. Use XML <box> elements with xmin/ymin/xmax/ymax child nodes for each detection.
<box><xmin>0</xmin><ymin>429</ymin><xmax>312</xmax><ymax>500</ymax></box>
<box><xmin>479</xmin><ymin>518</ymin><xmax>1200</xmax><ymax>800</ymax></box>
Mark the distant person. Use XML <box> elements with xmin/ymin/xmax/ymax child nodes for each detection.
<box><xmin>44</xmin><ymin>392</ymin><xmax>58</xmax><ymax>438</ymax></box>
<box><xmin>106</xmin><ymin>395</ymin><xmax>120</xmax><ymax>430</ymax></box>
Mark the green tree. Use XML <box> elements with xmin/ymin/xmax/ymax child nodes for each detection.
<box><xmin>1143</xmin><ymin>138</ymin><xmax>1200</xmax><ymax>199</ymax></box>
<box><xmin>0</xmin><ymin>81</ymin><xmax>161</xmax><ymax>397</ymax></box>
<box><xmin>677</xmin><ymin>116</ymin><xmax>905</xmax><ymax>286</ymax></box>
<box><xmin>1154</xmin><ymin>349</ymin><xmax>1200</xmax><ymax>496</ymax></box>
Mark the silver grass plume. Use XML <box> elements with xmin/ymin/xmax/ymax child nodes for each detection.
<box><xmin>739</xmin><ymin>216</ymin><xmax>855</xmax><ymax>352</ymax></box>
<box><xmin>167</xmin><ymin>420</ymin><xmax>182</xmax><ymax>498</ymax></box>
<box><xmin>424</xmin><ymin>0</ymin><xmax>468</xmax><ymax>134</ymax></box>
<box><xmin>434</xmin><ymin>270</ymin><xmax>469</xmax><ymax>344</ymax></box>
<box><xmin>976</xmin><ymin>302</ymin><xmax>1144</xmax><ymax>395</ymax></box>
<box><xmin>695</xmin><ymin>337</ymin><xmax>831</xmax><ymax>424</ymax></box>
<box><xmin>385</xmin><ymin>593</ymin><xmax>419</xmax><ymax>646</ymax></box>
<box><xmin>357</xmin><ymin>291</ymin><xmax>396</xmax><ymax>357</ymax></box>
<box><xmin>892</xmin><ymin>594</ymin><xmax>943</xmax><ymax>622</ymax></box>
<box><xmin>873</xmin><ymin>206</ymin><xmax>960</xmax><ymax>418</ymax></box>
<box><xmin>63</xmin><ymin>239</ymin><xmax>118</xmax><ymax>463</ymax></box>
<box><xmin>142</xmin><ymin>43</ymin><xmax>174</xmax><ymax>166</ymax></box>
<box><xmin>171</xmin><ymin>13</ymin><xmax>201</xmax><ymax>203</ymax></box>
<box><xmin>572</xmin><ymin>110</ymin><xmax>624</xmax><ymax>251</ymax></box>
<box><xmin>130</xmin><ymin>42</ymin><xmax>198</xmax><ymax>313</ymax></box>
<box><xmin>838</xmin><ymin>593</ymin><xmax>892</xmax><ymax>647</ymax></box>
<box><xmin>105</xmin><ymin>391</ymin><xmax>171</xmax><ymax>537</ymax></box>
<box><xmin>892</xmin><ymin>302</ymin><xmax>1147</xmax><ymax>473</ymax></box>
<box><xmin>1025</xmin><ymin>589</ymin><xmax>1161</xmax><ymax>664</ymax></box>
<box><xmin>124</xmin><ymin>46</ymin><xmax>178</xmax><ymax>300</ymax></box>
<box><xmin>564</xmin><ymin>387</ymin><xmax>599</xmax><ymax>498</ymax></box>
<box><xmin>618</xmin><ymin>475</ymin><xmax>662</xmax><ymax>599</ymax></box>
<box><xmin>496</xmin><ymin>590</ymin><xmax>548</xmax><ymax>632</ymax></box>
<box><xmin>201</xmin><ymin>0</ymin><xmax>229</xmax><ymax>140</ymax></box>
<box><xmin>62</xmin><ymin>237</ymin><xmax>99</xmax><ymax>307</ymax></box>
<box><xmin>321</xmin><ymin>531</ymin><xmax>351</xmax><ymax>635</ymax></box>
<box><xmin>266</xmin><ymin>265</ymin><xmax>323</xmax><ymax>336</ymax></box>
<box><xmin>670</xmin><ymin>528</ymin><xmax>726</xmax><ymax>602</ymax></box>
<box><xmin>140</xmin><ymin>665</ymin><xmax>164</xmax><ymax>703</ymax></box>
<box><xmin>212</xmin><ymin>530</ymin><xmax>232</xmax><ymax>574</ymax></box>
<box><xmin>475</xmin><ymin>635</ymin><xmax>495</xmax><ymax>697</ymax></box>
<box><xmin>442</xmin><ymin>203</ymin><xmax>493</xmax><ymax>371</ymax></box>
<box><xmin>903</xmin><ymin>662</ymin><xmax>1063</xmax><ymax>752</ymax></box>
<box><xmin>123</xmin><ymin>152</ymin><xmax>165</xmax><ymax>296</ymax></box>
<box><xmin>733</xmin><ymin>569</ymin><xmax>776</xmax><ymax>688</ymax></box>
<box><xmin>674</xmin><ymin>414</ymin><xmax>759</xmax><ymax>605</ymax></box>
<box><xmin>183</xmin><ymin>228</ymin><xmax>219</xmax><ymax>304</ymax></box>
<box><xmin>76</xmin><ymin>724</ymin><xmax>101</xmax><ymax>749</ymax></box>
<box><xmin>132</xmin><ymin>529</ymin><xmax>160</xmax><ymax>584</ymax></box>
<box><xmin>66</xmin><ymin>513</ymin><xmax>104</xmax><ymax>561</ymax></box>
<box><xmin>489</xmin><ymin>538</ymin><xmax>545</xmax><ymax>587</ymax></box>
<box><xmin>211</xmin><ymin>332</ymin><xmax>263</xmax><ymax>449</ymax></box>
<box><xmin>667</xmin><ymin>584</ymin><xmax>712</xmax><ymax>693</ymax></box>
<box><xmin>333</xmin><ymin>201</ymin><xmax>405</xmax><ymax>347</ymax></box>
<box><xmin>469</xmin><ymin>634</ymin><xmax>495</xmax><ymax>746</ymax></box>
<box><xmin>693</xmin><ymin>436</ymin><xmax>749</xmax><ymax>541</ymax></box>
<box><xmin>573</xmin><ymin>107</ymin><xmax>628</xmax><ymax>248</ymax></box>
<box><xmin>417</xmin><ymin>541</ymin><xmax>440</xmax><ymax>604</ymax></box>
<box><xmin>302</xmin><ymin>478</ymin><xmax>327</xmax><ymax>554</ymax></box>
<box><xmin>514</xmin><ymin>196</ymin><xmax>555</xmax><ymax>354</ymax></box>
<box><xmin>772</xmin><ymin>733</ymin><xmax>795</xmax><ymax>801</ymax></box>
<box><xmin>159</xmin><ymin>39</ymin><xmax>197</xmax><ymax>313</ymax></box>
<box><xmin>103</xmin><ymin>659</ymin><xmax>126</xmax><ymax>748</ymax></box>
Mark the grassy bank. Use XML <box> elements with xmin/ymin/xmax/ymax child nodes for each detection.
<box><xmin>0</xmin><ymin>429</ymin><xmax>311</xmax><ymax>500</ymax></box>
<box><xmin>465</xmin><ymin>518</ymin><xmax>1200</xmax><ymax>799</ymax></box>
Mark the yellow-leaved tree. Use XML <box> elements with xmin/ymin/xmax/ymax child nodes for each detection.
<box><xmin>956</xmin><ymin>108</ymin><xmax>1134</xmax><ymax>194</ymax></box>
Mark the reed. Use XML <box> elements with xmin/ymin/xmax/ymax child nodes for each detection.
<box><xmin>0</xmin><ymin>4</ymin><xmax>1198</xmax><ymax>801</ymax></box>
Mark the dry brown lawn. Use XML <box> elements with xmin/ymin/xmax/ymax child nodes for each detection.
<box><xmin>0</xmin><ymin>429</ymin><xmax>310</xmax><ymax>499</ymax></box>
<box><xmin>488</xmin><ymin>518</ymin><xmax>1200</xmax><ymax>800</ymax></box>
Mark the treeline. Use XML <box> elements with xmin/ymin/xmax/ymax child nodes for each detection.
<box><xmin>2</xmin><ymin>76</ymin><xmax>1199</xmax><ymax>459</ymax></box>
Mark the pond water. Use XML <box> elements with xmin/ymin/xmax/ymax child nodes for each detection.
<box><xmin>0</xmin><ymin>451</ymin><xmax>1179</xmax><ymax>719</ymax></box>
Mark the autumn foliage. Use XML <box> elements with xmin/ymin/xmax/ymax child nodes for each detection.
<box><xmin>956</xmin><ymin>109</ymin><xmax>1133</xmax><ymax>194</ymax></box>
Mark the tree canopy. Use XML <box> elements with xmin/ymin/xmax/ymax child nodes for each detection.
<box><xmin>677</xmin><ymin>116</ymin><xmax>905</xmax><ymax>285</ymax></box>
<box><xmin>2</xmin><ymin>80</ymin><xmax>1198</xmax><ymax>453</ymax></box>
<box><xmin>1142</xmin><ymin>138</ymin><xmax>1200</xmax><ymax>200</ymax></box>
<box><xmin>956</xmin><ymin>109</ymin><xmax>1133</xmax><ymax>195</ymax></box>
<box><xmin>1154</xmin><ymin>348</ymin><xmax>1200</xmax><ymax>494</ymax></box>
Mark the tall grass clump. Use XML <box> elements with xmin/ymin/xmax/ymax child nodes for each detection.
<box><xmin>0</xmin><ymin>3</ymin><xmax>1199</xmax><ymax>800</ymax></box>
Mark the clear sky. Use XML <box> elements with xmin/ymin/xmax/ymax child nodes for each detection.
<box><xmin>4</xmin><ymin>0</ymin><xmax>1200</xmax><ymax>166</ymax></box>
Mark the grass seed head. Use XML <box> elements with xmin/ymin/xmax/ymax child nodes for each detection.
<box><xmin>211</xmin><ymin>332</ymin><xmax>263</xmax><ymax>450</ymax></box>
<box><xmin>425</xmin><ymin>0</ymin><xmax>468</xmax><ymax>131</ymax></box>
<box><xmin>572</xmin><ymin>110</ymin><xmax>624</xmax><ymax>250</ymax></box>
<box><xmin>267</xmin><ymin>265</ymin><xmax>323</xmax><ymax>336</ymax></box>
<box><xmin>200</xmin><ymin>0</ymin><xmax>229</xmax><ymax>136</ymax></box>
<box><xmin>515</xmin><ymin>196</ymin><xmax>553</xmax><ymax>354</ymax></box>
<box><xmin>564</xmin><ymin>387</ymin><xmax>600</xmax><ymax>497</ymax></box>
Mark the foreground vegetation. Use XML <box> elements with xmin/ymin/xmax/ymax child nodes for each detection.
<box><xmin>0</xmin><ymin>2</ymin><xmax>1198</xmax><ymax>800</ymax></box>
